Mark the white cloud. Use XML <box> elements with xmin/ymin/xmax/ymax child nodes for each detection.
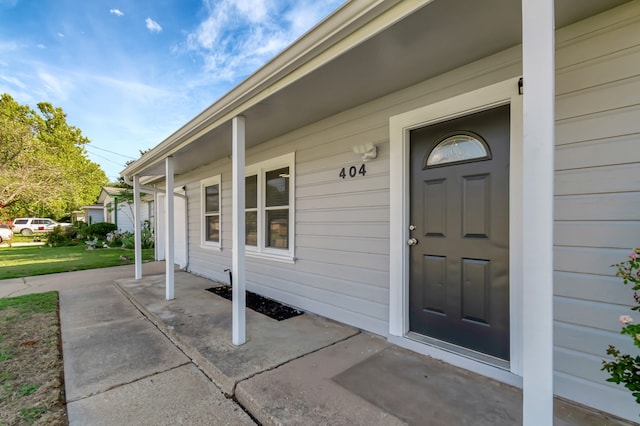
<box><xmin>286</xmin><ymin>1</ymin><xmax>339</xmax><ymax>36</ymax></box>
<box><xmin>37</xmin><ymin>44</ymin><xmax>46</xmax><ymax>49</ymax></box>
<box><xmin>110</xmin><ymin>9</ymin><xmax>124</xmax><ymax>17</ymax></box>
<box><xmin>38</xmin><ymin>71</ymin><xmax>73</xmax><ymax>100</ymax></box>
<box><xmin>181</xmin><ymin>0</ymin><xmax>346</xmax><ymax>85</ymax></box>
<box><xmin>0</xmin><ymin>73</ymin><xmax>27</xmax><ymax>89</ymax></box>
<box><xmin>90</xmin><ymin>74</ymin><xmax>170</xmax><ymax>101</ymax></box>
<box><xmin>57</xmin><ymin>32</ymin><xmax>64</xmax><ymax>38</ymax></box>
<box><xmin>145</xmin><ymin>18</ymin><xmax>162</xmax><ymax>33</ymax></box>
<box><xmin>234</xmin><ymin>0</ymin><xmax>270</xmax><ymax>23</ymax></box>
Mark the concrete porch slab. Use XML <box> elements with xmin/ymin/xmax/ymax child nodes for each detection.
<box><xmin>114</xmin><ymin>271</ymin><xmax>634</xmax><ymax>425</ymax></box>
<box><xmin>236</xmin><ymin>333</ymin><xmax>406</xmax><ymax>426</ymax></box>
<box><xmin>115</xmin><ymin>272</ymin><xmax>360</xmax><ymax>395</ymax></box>
<box><xmin>237</xmin><ymin>333</ymin><xmax>635</xmax><ymax>426</ymax></box>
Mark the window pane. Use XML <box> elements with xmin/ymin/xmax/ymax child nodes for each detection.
<box><xmin>266</xmin><ymin>209</ymin><xmax>288</xmax><ymax>249</ymax></box>
<box><xmin>246</xmin><ymin>211</ymin><xmax>257</xmax><ymax>246</ymax></box>
<box><xmin>266</xmin><ymin>167</ymin><xmax>289</xmax><ymax>207</ymax></box>
<box><xmin>205</xmin><ymin>184</ymin><xmax>219</xmax><ymax>213</ymax></box>
<box><xmin>246</xmin><ymin>175</ymin><xmax>258</xmax><ymax>209</ymax></box>
<box><xmin>206</xmin><ymin>215</ymin><xmax>219</xmax><ymax>242</ymax></box>
<box><xmin>426</xmin><ymin>133</ymin><xmax>490</xmax><ymax>167</ymax></box>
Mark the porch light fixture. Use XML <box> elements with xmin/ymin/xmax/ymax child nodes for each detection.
<box><xmin>352</xmin><ymin>143</ymin><xmax>377</xmax><ymax>161</ymax></box>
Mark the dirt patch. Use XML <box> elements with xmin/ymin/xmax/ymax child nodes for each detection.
<box><xmin>205</xmin><ymin>286</ymin><xmax>304</xmax><ymax>321</ymax></box>
<box><xmin>0</xmin><ymin>296</ymin><xmax>66</xmax><ymax>425</ymax></box>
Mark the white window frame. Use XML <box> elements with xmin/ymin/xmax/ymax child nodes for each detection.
<box><xmin>245</xmin><ymin>152</ymin><xmax>295</xmax><ymax>263</ymax></box>
<box><xmin>201</xmin><ymin>175</ymin><xmax>221</xmax><ymax>249</ymax></box>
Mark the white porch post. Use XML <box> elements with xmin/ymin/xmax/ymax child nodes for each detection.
<box><xmin>165</xmin><ymin>156</ymin><xmax>175</xmax><ymax>301</ymax></box>
<box><xmin>133</xmin><ymin>175</ymin><xmax>142</xmax><ymax>280</ymax></box>
<box><xmin>232</xmin><ymin>116</ymin><xmax>246</xmax><ymax>346</ymax></box>
<box><xmin>522</xmin><ymin>0</ymin><xmax>555</xmax><ymax>424</ymax></box>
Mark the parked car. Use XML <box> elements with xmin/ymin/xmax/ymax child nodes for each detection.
<box><xmin>12</xmin><ymin>218</ymin><xmax>71</xmax><ymax>235</ymax></box>
<box><xmin>0</xmin><ymin>223</ymin><xmax>12</xmax><ymax>243</ymax></box>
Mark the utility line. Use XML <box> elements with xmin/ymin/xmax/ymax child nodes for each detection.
<box><xmin>88</xmin><ymin>144</ymin><xmax>137</xmax><ymax>159</ymax></box>
<box><xmin>85</xmin><ymin>148</ymin><xmax>125</xmax><ymax>167</ymax></box>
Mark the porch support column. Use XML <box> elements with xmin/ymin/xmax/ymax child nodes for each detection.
<box><xmin>133</xmin><ymin>175</ymin><xmax>142</xmax><ymax>280</ymax></box>
<box><xmin>232</xmin><ymin>115</ymin><xmax>246</xmax><ymax>346</ymax></box>
<box><xmin>522</xmin><ymin>0</ymin><xmax>555</xmax><ymax>424</ymax></box>
<box><xmin>165</xmin><ymin>156</ymin><xmax>175</xmax><ymax>300</ymax></box>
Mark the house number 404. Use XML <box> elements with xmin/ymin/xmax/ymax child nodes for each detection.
<box><xmin>339</xmin><ymin>164</ymin><xmax>367</xmax><ymax>179</ymax></box>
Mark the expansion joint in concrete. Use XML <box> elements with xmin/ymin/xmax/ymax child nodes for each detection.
<box><xmin>231</xmin><ymin>330</ymin><xmax>362</xmax><ymax>394</ymax></box>
<box><xmin>66</xmin><ymin>362</ymin><xmax>192</xmax><ymax>404</ymax></box>
<box><xmin>112</xmin><ymin>281</ymin><xmax>231</xmax><ymax>396</ymax></box>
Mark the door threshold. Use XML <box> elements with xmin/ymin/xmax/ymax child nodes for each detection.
<box><xmin>405</xmin><ymin>331</ymin><xmax>510</xmax><ymax>370</ymax></box>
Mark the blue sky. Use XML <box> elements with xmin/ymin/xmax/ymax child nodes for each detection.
<box><xmin>0</xmin><ymin>0</ymin><xmax>344</xmax><ymax>181</ymax></box>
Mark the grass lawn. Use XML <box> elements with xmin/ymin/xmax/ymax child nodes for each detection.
<box><xmin>0</xmin><ymin>291</ymin><xmax>66</xmax><ymax>425</ymax></box>
<box><xmin>0</xmin><ymin>245</ymin><xmax>154</xmax><ymax>280</ymax></box>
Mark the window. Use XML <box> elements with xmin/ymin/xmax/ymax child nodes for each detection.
<box><xmin>201</xmin><ymin>175</ymin><xmax>221</xmax><ymax>247</ymax></box>
<box><xmin>425</xmin><ymin>131</ymin><xmax>491</xmax><ymax>168</ymax></box>
<box><xmin>245</xmin><ymin>153</ymin><xmax>295</xmax><ymax>261</ymax></box>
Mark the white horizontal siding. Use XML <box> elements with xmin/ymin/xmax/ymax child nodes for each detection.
<box><xmin>555</xmin><ymin>134</ymin><xmax>640</xmax><ymax>170</ymax></box>
<box><xmin>556</xmin><ymin>44</ymin><xmax>640</xmax><ymax>96</ymax></box>
<box><xmin>555</xmin><ymin>221</ymin><xmax>640</xmax><ymax>249</ymax></box>
<box><xmin>551</xmin><ymin>2</ymin><xmax>640</xmax><ymax>420</ymax></box>
<box><xmin>555</xmin><ymin>163</ymin><xmax>640</xmax><ymax>196</ymax></box>
<box><xmin>554</xmin><ymin>347</ymin><xmax>627</xmax><ymax>392</ymax></box>
<box><xmin>554</xmin><ymin>372</ymin><xmax>636</xmax><ymax>423</ymax></box>
<box><xmin>556</xmin><ymin>103</ymin><xmax>640</xmax><ymax>144</ymax></box>
<box><xmin>555</xmin><ymin>271</ymin><xmax>632</xmax><ymax>306</ymax></box>
<box><xmin>554</xmin><ymin>296</ymin><xmax>632</xmax><ymax>333</ymax></box>
<box><xmin>555</xmin><ymin>246</ymin><xmax>630</xmax><ymax>276</ymax></box>
<box><xmin>555</xmin><ymin>192</ymin><xmax>640</xmax><ymax>221</ymax></box>
<box><xmin>555</xmin><ymin>322</ymin><xmax>633</xmax><ymax>359</ymax></box>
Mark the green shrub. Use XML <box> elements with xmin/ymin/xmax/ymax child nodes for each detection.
<box><xmin>46</xmin><ymin>226</ymin><xmax>75</xmax><ymax>246</ymax></box>
<box><xmin>602</xmin><ymin>248</ymin><xmax>640</xmax><ymax>405</ymax></box>
<box><xmin>104</xmin><ymin>221</ymin><xmax>154</xmax><ymax>250</ymax></box>
<box><xmin>87</xmin><ymin>222</ymin><xmax>117</xmax><ymax>238</ymax></box>
<box><xmin>121</xmin><ymin>232</ymin><xmax>135</xmax><ymax>249</ymax></box>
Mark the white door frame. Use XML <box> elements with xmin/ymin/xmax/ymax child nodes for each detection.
<box><xmin>389</xmin><ymin>78</ymin><xmax>524</xmax><ymax>385</ymax></box>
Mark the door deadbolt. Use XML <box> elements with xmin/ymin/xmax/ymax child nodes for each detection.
<box><xmin>409</xmin><ymin>224</ymin><xmax>416</xmax><ymax>231</ymax></box>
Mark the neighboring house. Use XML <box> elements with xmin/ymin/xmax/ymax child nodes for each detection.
<box><xmin>121</xmin><ymin>1</ymin><xmax>640</xmax><ymax>422</ymax></box>
<box><xmin>98</xmin><ymin>187</ymin><xmax>152</xmax><ymax>233</ymax></box>
<box><xmin>78</xmin><ymin>205</ymin><xmax>105</xmax><ymax>225</ymax></box>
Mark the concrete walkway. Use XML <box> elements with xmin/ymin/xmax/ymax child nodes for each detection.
<box><xmin>1</xmin><ymin>263</ymin><xmax>254</xmax><ymax>425</ymax></box>
<box><xmin>1</xmin><ymin>264</ymin><xmax>635</xmax><ymax>425</ymax></box>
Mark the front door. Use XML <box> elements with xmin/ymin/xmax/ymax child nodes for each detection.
<box><xmin>409</xmin><ymin>105</ymin><xmax>510</xmax><ymax>361</ymax></box>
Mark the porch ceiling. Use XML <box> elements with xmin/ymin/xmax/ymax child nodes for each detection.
<box><xmin>127</xmin><ymin>0</ymin><xmax>629</xmax><ymax>179</ymax></box>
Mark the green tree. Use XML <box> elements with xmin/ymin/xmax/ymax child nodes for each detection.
<box><xmin>0</xmin><ymin>94</ymin><xmax>108</xmax><ymax>219</ymax></box>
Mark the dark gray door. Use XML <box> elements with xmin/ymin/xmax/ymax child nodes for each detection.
<box><xmin>409</xmin><ymin>105</ymin><xmax>510</xmax><ymax>361</ymax></box>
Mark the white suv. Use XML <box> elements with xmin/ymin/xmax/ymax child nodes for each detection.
<box><xmin>12</xmin><ymin>218</ymin><xmax>71</xmax><ymax>235</ymax></box>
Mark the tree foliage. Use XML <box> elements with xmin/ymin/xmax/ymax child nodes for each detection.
<box><xmin>0</xmin><ymin>93</ymin><xmax>108</xmax><ymax>219</ymax></box>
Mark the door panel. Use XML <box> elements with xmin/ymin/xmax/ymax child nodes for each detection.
<box><xmin>409</xmin><ymin>105</ymin><xmax>510</xmax><ymax>361</ymax></box>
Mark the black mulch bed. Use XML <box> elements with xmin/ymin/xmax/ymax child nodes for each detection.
<box><xmin>205</xmin><ymin>286</ymin><xmax>304</xmax><ymax>321</ymax></box>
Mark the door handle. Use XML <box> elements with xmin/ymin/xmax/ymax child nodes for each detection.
<box><xmin>407</xmin><ymin>237</ymin><xmax>418</xmax><ymax>246</ymax></box>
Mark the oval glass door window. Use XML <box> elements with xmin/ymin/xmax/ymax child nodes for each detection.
<box><xmin>425</xmin><ymin>132</ymin><xmax>491</xmax><ymax>168</ymax></box>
